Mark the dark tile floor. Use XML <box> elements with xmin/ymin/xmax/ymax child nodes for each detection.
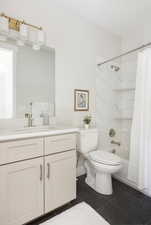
<box><xmin>27</xmin><ymin>175</ymin><xmax>151</xmax><ymax>225</ymax></box>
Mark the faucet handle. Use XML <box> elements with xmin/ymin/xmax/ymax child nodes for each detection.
<box><xmin>25</xmin><ymin>113</ymin><xmax>34</xmax><ymax>127</ymax></box>
<box><xmin>25</xmin><ymin>113</ymin><xmax>32</xmax><ymax>118</ymax></box>
<box><xmin>25</xmin><ymin>113</ymin><xmax>29</xmax><ymax>118</ymax></box>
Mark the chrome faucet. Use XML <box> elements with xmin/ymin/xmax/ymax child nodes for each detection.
<box><xmin>25</xmin><ymin>102</ymin><xmax>34</xmax><ymax>127</ymax></box>
<box><xmin>111</xmin><ymin>140</ymin><xmax>121</xmax><ymax>146</ymax></box>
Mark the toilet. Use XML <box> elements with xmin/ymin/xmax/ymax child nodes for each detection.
<box><xmin>78</xmin><ymin>128</ymin><xmax>122</xmax><ymax>195</ymax></box>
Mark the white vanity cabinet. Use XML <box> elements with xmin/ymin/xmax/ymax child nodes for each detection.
<box><xmin>45</xmin><ymin>150</ymin><xmax>76</xmax><ymax>213</ymax></box>
<box><xmin>0</xmin><ymin>133</ymin><xmax>77</xmax><ymax>225</ymax></box>
<box><xmin>0</xmin><ymin>157</ymin><xmax>44</xmax><ymax>225</ymax></box>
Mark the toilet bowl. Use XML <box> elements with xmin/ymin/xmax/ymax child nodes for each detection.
<box><xmin>87</xmin><ymin>150</ymin><xmax>122</xmax><ymax>195</ymax></box>
<box><xmin>78</xmin><ymin>129</ymin><xmax>122</xmax><ymax>195</ymax></box>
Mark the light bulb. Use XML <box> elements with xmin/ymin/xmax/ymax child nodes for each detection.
<box><xmin>0</xmin><ymin>17</ymin><xmax>9</xmax><ymax>34</ymax></box>
<box><xmin>20</xmin><ymin>24</ymin><xmax>28</xmax><ymax>40</ymax></box>
<box><xmin>32</xmin><ymin>44</ymin><xmax>40</xmax><ymax>51</ymax></box>
<box><xmin>37</xmin><ymin>30</ymin><xmax>45</xmax><ymax>45</ymax></box>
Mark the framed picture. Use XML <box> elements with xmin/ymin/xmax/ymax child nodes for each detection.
<box><xmin>74</xmin><ymin>89</ymin><xmax>89</xmax><ymax>111</ymax></box>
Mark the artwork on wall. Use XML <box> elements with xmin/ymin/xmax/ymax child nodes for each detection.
<box><xmin>74</xmin><ymin>89</ymin><xmax>89</xmax><ymax>111</ymax></box>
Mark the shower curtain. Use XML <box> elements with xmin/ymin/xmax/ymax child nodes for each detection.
<box><xmin>128</xmin><ymin>48</ymin><xmax>151</xmax><ymax>195</ymax></box>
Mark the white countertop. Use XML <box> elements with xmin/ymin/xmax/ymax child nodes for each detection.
<box><xmin>0</xmin><ymin>126</ymin><xmax>79</xmax><ymax>142</ymax></box>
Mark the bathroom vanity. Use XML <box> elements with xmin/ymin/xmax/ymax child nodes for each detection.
<box><xmin>0</xmin><ymin>128</ymin><xmax>78</xmax><ymax>225</ymax></box>
<box><xmin>0</xmin><ymin>32</ymin><xmax>78</xmax><ymax>225</ymax></box>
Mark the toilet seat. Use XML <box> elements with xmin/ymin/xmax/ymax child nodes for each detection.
<box><xmin>89</xmin><ymin>150</ymin><xmax>121</xmax><ymax>166</ymax></box>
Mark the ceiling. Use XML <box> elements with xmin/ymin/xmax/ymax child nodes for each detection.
<box><xmin>55</xmin><ymin>0</ymin><xmax>151</xmax><ymax>38</ymax></box>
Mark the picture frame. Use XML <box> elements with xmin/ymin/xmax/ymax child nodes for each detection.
<box><xmin>74</xmin><ymin>89</ymin><xmax>89</xmax><ymax>111</ymax></box>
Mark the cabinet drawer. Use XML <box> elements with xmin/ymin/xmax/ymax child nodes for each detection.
<box><xmin>0</xmin><ymin>138</ymin><xmax>43</xmax><ymax>165</ymax></box>
<box><xmin>45</xmin><ymin>134</ymin><xmax>76</xmax><ymax>155</ymax></box>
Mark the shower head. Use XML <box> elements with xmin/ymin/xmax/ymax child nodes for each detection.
<box><xmin>110</xmin><ymin>65</ymin><xmax>120</xmax><ymax>72</ymax></box>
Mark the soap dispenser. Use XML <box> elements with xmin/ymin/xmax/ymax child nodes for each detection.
<box><xmin>40</xmin><ymin>112</ymin><xmax>49</xmax><ymax>126</ymax></box>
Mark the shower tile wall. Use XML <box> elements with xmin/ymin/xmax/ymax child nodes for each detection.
<box><xmin>96</xmin><ymin>53</ymin><xmax>137</xmax><ymax>159</ymax></box>
<box><xmin>96</xmin><ymin>63</ymin><xmax>121</xmax><ymax>152</ymax></box>
<box><xmin>115</xmin><ymin>53</ymin><xmax>137</xmax><ymax>159</ymax></box>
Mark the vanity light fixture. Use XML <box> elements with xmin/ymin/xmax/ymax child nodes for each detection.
<box><xmin>0</xmin><ymin>13</ymin><xmax>46</xmax><ymax>50</ymax></box>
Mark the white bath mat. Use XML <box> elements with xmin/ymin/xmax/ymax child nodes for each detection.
<box><xmin>40</xmin><ymin>202</ymin><xmax>109</xmax><ymax>225</ymax></box>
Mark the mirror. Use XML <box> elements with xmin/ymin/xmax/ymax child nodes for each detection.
<box><xmin>0</xmin><ymin>40</ymin><xmax>55</xmax><ymax>120</ymax></box>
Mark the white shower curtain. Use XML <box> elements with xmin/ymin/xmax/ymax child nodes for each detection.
<box><xmin>128</xmin><ymin>48</ymin><xmax>151</xmax><ymax>195</ymax></box>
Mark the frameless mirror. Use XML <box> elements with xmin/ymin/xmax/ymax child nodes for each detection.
<box><xmin>0</xmin><ymin>40</ymin><xmax>55</xmax><ymax>119</ymax></box>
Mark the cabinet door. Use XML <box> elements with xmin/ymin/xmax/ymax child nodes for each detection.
<box><xmin>0</xmin><ymin>158</ymin><xmax>44</xmax><ymax>225</ymax></box>
<box><xmin>45</xmin><ymin>151</ymin><xmax>76</xmax><ymax>213</ymax></box>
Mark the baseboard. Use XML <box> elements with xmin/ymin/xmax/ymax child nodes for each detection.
<box><xmin>113</xmin><ymin>174</ymin><xmax>137</xmax><ymax>189</ymax></box>
<box><xmin>113</xmin><ymin>174</ymin><xmax>151</xmax><ymax>197</ymax></box>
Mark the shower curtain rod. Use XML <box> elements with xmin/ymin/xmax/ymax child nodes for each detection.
<box><xmin>97</xmin><ymin>41</ymin><xmax>151</xmax><ymax>66</ymax></box>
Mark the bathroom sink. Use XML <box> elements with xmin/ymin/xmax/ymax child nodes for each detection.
<box><xmin>0</xmin><ymin>126</ymin><xmax>56</xmax><ymax>135</ymax></box>
<box><xmin>13</xmin><ymin>126</ymin><xmax>55</xmax><ymax>133</ymax></box>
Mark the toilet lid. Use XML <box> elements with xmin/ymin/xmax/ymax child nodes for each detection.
<box><xmin>89</xmin><ymin>150</ymin><xmax>121</xmax><ymax>166</ymax></box>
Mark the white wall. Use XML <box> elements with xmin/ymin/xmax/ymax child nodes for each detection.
<box><xmin>1</xmin><ymin>0</ymin><xmax>122</xmax><ymax>176</ymax></box>
<box><xmin>1</xmin><ymin>0</ymin><xmax>121</xmax><ymax>129</ymax></box>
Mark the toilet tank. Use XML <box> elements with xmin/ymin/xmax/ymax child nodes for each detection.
<box><xmin>78</xmin><ymin>128</ymin><xmax>98</xmax><ymax>154</ymax></box>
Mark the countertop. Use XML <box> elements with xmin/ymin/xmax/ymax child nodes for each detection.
<box><xmin>0</xmin><ymin>126</ymin><xmax>79</xmax><ymax>142</ymax></box>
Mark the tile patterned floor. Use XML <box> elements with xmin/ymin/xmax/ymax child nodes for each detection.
<box><xmin>27</xmin><ymin>175</ymin><xmax>151</xmax><ymax>225</ymax></box>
